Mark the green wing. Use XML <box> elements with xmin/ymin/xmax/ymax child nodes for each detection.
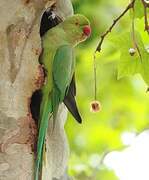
<box><xmin>52</xmin><ymin>44</ymin><xmax>75</xmax><ymax>119</ymax></box>
<box><xmin>35</xmin><ymin>44</ymin><xmax>75</xmax><ymax>180</ymax></box>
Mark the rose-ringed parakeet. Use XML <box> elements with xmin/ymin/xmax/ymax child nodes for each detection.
<box><xmin>35</xmin><ymin>14</ymin><xmax>91</xmax><ymax>180</ymax></box>
<box><xmin>31</xmin><ymin>8</ymin><xmax>83</xmax><ymax>125</ymax></box>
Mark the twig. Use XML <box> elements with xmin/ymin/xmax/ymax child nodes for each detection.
<box><xmin>131</xmin><ymin>2</ymin><xmax>142</xmax><ymax>61</ymax></box>
<box><xmin>93</xmin><ymin>52</ymin><xmax>97</xmax><ymax>100</ymax></box>
<box><xmin>141</xmin><ymin>0</ymin><xmax>149</xmax><ymax>33</ymax></box>
<box><xmin>95</xmin><ymin>0</ymin><xmax>136</xmax><ymax>52</ymax></box>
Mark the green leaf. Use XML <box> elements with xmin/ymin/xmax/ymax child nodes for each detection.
<box><xmin>110</xmin><ymin>31</ymin><xmax>149</xmax><ymax>85</ymax></box>
<box><xmin>134</xmin><ymin>0</ymin><xmax>144</xmax><ymax>19</ymax></box>
<box><xmin>118</xmin><ymin>51</ymin><xmax>142</xmax><ymax>78</ymax></box>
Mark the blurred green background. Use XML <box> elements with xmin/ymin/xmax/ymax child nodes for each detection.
<box><xmin>65</xmin><ymin>0</ymin><xmax>149</xmax><ymax>179</ymax></box>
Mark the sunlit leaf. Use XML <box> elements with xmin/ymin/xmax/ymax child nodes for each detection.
<box><xmin>109</xmin><ymin>31</ymin><xmax>149</xmax><ymax>85</ymax></box>
<box><xmin>134</xmin><ymin>0</ymin><xmax>144</xmax><ymax>19</ymax></box>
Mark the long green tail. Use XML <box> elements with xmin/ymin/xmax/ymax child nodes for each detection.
<box><xmin>35</xmin><ymin>96</ymin><xmax>52</xmax><ymax>180</ymax></box>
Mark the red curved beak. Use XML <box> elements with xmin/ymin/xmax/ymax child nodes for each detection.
<box><xmin>83</xmin><ymin>25</ymin><xmax>91</xmax><ymax>36</ymax></box>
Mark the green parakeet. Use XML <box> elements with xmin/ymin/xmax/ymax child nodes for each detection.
<box><xmin>35</xmin><ymin>14</ymin><xmax>91</xmax><ymax>180</ymax></box>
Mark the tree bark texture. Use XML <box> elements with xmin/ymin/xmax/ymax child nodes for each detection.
<box><xmin>0</xmin><ymin>0</ymin><xmax>73</xmax><ymax>179</ymax></box>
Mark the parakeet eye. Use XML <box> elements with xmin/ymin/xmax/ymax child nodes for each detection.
<box><xmin>75</xmin><ymin>22</ymin><xmax>79</xmax><ymax>26</ymax></box>
<box><xmin>83</xmin><ymin>25</ymin><xmax>91</xmax><ymax>36</ymax></box>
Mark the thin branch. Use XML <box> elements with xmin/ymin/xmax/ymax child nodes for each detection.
<box><xmin>141</xmin><ymin>0</ymin><xmax>149</xmax><ymax>33</ymax></box>
<box><xmin>131</xmin><ymin>2</ymin><xmax>142</xmax><ymax>61</ymax></box>
<box><xmin>93</xmin><ymin>53</ymin><xmax>97</xmax><ymax>100</ymax></box>
<box><xmin>95</xmin><ymin>0</ymin><xmax>136</xmax><ymax>53</ymax></box>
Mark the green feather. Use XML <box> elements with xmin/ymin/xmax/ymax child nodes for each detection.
<box><xmin>35</xmin><ymin>45</ymin><xmax>75</xmax><ymax>179</ymax></box>
<box><xmin>35</xmin><ymin>14</ymin><xmax>90</xmax><ymax>180</ymax></box>
<box><xmin>52</xmin><ymin>45</ymin><xmax>75</xmax><ymax>126</ymax></box>
<box><xmin>35</xmin><ymin>94</ymin><xmax>52</xmax><ymax>180</ymax></box>
<box><xmin>52</xmin><ymin>45</ymin><xmax>75</xmax><ymax>100</ymax></box>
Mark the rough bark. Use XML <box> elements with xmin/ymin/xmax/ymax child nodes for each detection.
<box><xmin>0</xmin><ymin>0</ymin><xmax>73</xmax><ymax>179</ymax></box>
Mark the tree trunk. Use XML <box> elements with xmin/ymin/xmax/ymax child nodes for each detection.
<box><xmin>0</xmin><ymin>0</ymin><xmax>73</xmax><ymax>179</ymax></box>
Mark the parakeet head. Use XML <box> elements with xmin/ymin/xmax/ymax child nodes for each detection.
<box><xmin>60</xmin><ymin>14</ymin><xmax>91</xmax><ymax>45</ymax></box>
